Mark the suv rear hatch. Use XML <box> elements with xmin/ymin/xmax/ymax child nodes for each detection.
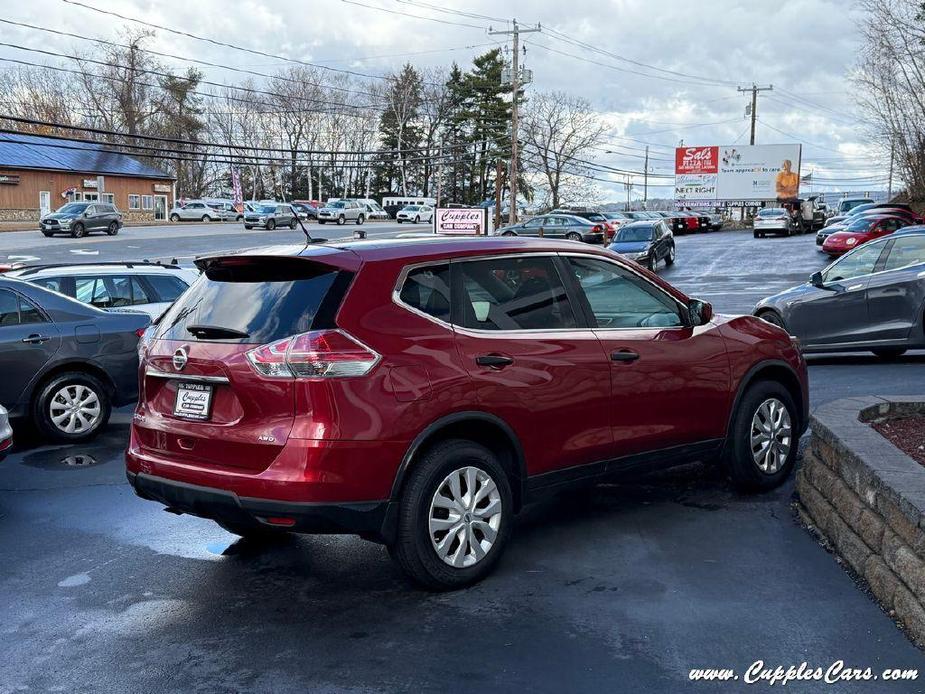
<box><xmin>137</xmin><ymin>254</ymin><xmax>355</xmax><ymax>473</ymax></box>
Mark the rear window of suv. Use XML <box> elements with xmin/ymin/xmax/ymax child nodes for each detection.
<box><xmin>153</xmin><ymin>259</ymin><xmax>348</xmax><ymax>343</ymax></box>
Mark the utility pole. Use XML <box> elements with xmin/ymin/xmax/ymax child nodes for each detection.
<box><xmin>643</xmin><ymin>145</ymin><xmax>649</xmax><ymax>204</ymax></box>
<box><xmin>624</xmin><ymin>175</ymin><xmax>633</xmax><ymax>211</ymax></box>
<box><xmin>489</xmin><ymin>19</ymin><xmax>541</xmax><ymax>224</ymax></box>
<box><xmin>436</xmin><ymin>142</ymin><xmax>444</xmax><ymax>207</ymax></box>
<box><xmin>494</xmin><ymin>159</ymin><xmax>503</xmax><ymax>230</ymax></box>
<box><xmin>737</xmin><ymin>84</ymin><xmax>773</xmax><ymax>145</ymax></box>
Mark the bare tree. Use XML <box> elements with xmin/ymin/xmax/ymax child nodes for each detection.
<box><xmin>521</xmin><ymin>91</ymin><xmax>606</xmax><ymax>209</ymax></box>
<box><xmin>853</xmin><ymin>0</ymin><xmax>925</xmax><ymax>200</ymax></box>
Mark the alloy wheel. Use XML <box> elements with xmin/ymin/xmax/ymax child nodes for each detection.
<box><xmin>750</xmin><ymin>397</ymin><xmax>792</xmax><ymax>474</ymax></box>
<box><xmin>428</xmin><ymin>466</ymin><xmax>502</xmax><ymax>568</ymax></box>
<box><xmin>49</xmin><ymin>384</ymin><xmax>101</xmax><ymax>435</ymax></box>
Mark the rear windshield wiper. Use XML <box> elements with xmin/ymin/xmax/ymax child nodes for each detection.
<box><xmin>186</xmin><ymin>324</ymin><xmax>250</xmax><ymax>339</ymax></box>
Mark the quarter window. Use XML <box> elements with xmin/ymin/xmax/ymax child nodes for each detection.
<box><xmin>458</xmin><ymin>256</ymin><xmax>577</xmax><ymax>330</ymax></box>
<box><xmin>567</xmin><ymin>257</ymin><xmax>683</xmax><ymax>329</ymax></box>
<box><xmin>399</xmin><ymin>265</ymin><xmax>451</xmax><ymax>321</ymax></box>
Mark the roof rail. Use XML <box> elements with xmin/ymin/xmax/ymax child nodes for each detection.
<box><xmin>10</xmin><ymin>259</ymin><xmax>183</xmax><ymax>277</ymax></box>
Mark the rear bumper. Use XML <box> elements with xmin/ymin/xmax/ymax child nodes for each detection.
<box><xmin>127</xmin><ymin>470</ymin><xmax>394</xmax><ymax>541</ymax></box>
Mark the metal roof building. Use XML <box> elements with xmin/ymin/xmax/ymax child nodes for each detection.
<box><xmin>0</xmin><ymin>131</ymin><xmax>176</xmax><ymax>222</ymax></box>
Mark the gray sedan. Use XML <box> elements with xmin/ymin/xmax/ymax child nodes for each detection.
<box><xmin>754</xmin><ymin>232</ymin><xmax>925</xmax><ymax>358</ymax></box>
<box><xmin>495</xmin><ymin>213</ymin><xmax>605</xmax><ymax>243</ymax></box>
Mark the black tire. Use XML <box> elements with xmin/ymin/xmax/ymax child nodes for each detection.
<box><xmin>872</xmin><ymin>347</ymin><xmax>907</xmax><ymax>360</ymax></box>
<box><xmin>106</xmin><ymin>222</ymin><xmax>119</xmax><ymax>236</ymax></box>
<box><xmin>648</xmin><ymin>254</ymin><xmax>657</xmax><ymax>271</ymax></box>
<box><xmin>236</xmin><ymin>215</ymin><xmax>244</xmax><ymax>222</ymax></box>
<box><xmin>566</xmin><ymin>232</ymin><xmax>582</xmax><ymax>242</ymax></box>
<box><xmin>170</xmin><ymin>213</ymin><xmax>180</xmax><ymax>222</ymax></box>
<box><xmin>71</xmin><ymin>222</ymin><xmax>85</xmax><ymax>239</ymax></box>
<box><xmin>41</xmin><ymin>230</ymin><xmax>54</xmax><ymax>238</ymax></box>
<box><xmin>267</xmin><ymin>219</ymin><xmax>276</xmax><ymax>230</ymax></box>
<box><xmin>753</xmin><ymin>231</ymin><xmax>759</xmax><ymax>239</ymax></box>
<box><xmin>725</xmin><ymin>381</ymin><xmax>798</xmax><ymax>492</ymax></box>
<box><xmin>414</xmin><ymin>215</ymin><xmax>420</xmax><ymax>224</ymax></box>
<box><xmin>244</xmin><ymin>225</ymin><xmax>253</xmax><ymax>230</ymax></box>
<box><xmin>758</xmin><ymin>310</ymin><xmax>786</xmax><ymax>330</ymax></box>
<box><xmin>201</xmin><ymin>215</ymin><xmax>211</xmax><ymax>222</ymax></box>
<box><xmin>318</xmin><ymin>220</ymin><xmax>326</xmax><ymax>225</ymax></box>
<box><xmin>502</xmin><ymin>231</ymin><xmax>516</xmax><ymax>236</ymax></box>
<box><xmin>389</xmin><ymin>439</ymin><xmax>513</xmax><ymax>590</ymax></box>
<box><xmin>337</xmin><ymin>215</ymin><xmax>346</xmax><ymax>226</ymax></box>
<box><xmin>289</xmin><ymin>218</ymin><xmax>297</xmax><ymax>229</ymax></box>
<box><xmin>665</xmin><ymin>244</ymin><xmax>676</xmax><ymax>265</ymax></box>
<box><xmin>397</xmin><ymin>219</ymin><xmax>403</xmax><ymax>224</ymax></box>
<box><xmin>33</xmin><ymin>371</ymin><xmax>111</xmax><ymax>443</ymax></box>
<box><xmin>356</xmin><ymin>214</ymin><xmax>365</xmax><ymax>225</ymax></box>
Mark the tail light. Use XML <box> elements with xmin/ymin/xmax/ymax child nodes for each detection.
<box><xmin>592</xmin><ymin>224</ymin><xmax>603</xmax><ymax>233</ymax></box>
<box><xmin>246</xmin><ymin>329</ymin><xmax>380</xmax><ymax>379</ymax></box>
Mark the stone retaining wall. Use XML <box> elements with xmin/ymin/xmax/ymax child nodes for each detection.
<box><xmin>797</xmin><ymin>396</ymin><xmax>925</xmax><ymax>647</ymax></box>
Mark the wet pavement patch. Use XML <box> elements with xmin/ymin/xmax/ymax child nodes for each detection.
<box><xmin>21</xmin><ymin>451</ymin><xmax>101</xmax><ymax>469</ymax></box>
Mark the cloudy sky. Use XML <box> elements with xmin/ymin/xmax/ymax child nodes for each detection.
<box><xmin>1</xmin><ymin>0</ymin><xmax>882</xmax><ymax>202</ymax></box>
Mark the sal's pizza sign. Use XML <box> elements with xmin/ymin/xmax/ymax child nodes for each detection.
<box><xmin>675</xmin><ymin>146</ymin><xmax>719</xmax><ymax>174</ymax></box>
<box><xmin>434</xmin><ymin>208</ymin><xmax>488</xmax><ymax>235</ymax></box>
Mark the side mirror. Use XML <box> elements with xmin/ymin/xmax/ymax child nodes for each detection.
<box><xmin>810</xmin><ymin>271</ymin><xmax>824</xmax><ymax>287</ymax></box>
<box><xmin>689</xmin><ymin>299</ymin><xmax>713</xmax><ymax>326</ymax></box>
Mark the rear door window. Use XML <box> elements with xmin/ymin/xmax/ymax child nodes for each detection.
<box><xmin>457</xmin><ymin>256</ymin><xmax>577</xmax><ymax>330</ymax></box>
<box><xmin>883</xmin><ymin>236</ymin><xmax>925</xmax><ymax>271</ymax></box>
<box><xmin>153</xmin><ymin>259</ymin><xmax>346</xmax><ymax>343</ymax></box>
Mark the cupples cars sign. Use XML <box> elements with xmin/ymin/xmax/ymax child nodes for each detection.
<box><xmin>0</xmin><ymin>174</ymin><xmax>21</xmax><ymax>184</ymax></box>
<box><xmin>434</xmin><ymin>208</ymin><xmax>487</xmax><ymax>235</ymax></box>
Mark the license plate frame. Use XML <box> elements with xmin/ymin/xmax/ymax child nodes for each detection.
<box><xmin>173</xmin><ymin>382</ymin><xmax>214</xmax><ymax>421</ymax></box>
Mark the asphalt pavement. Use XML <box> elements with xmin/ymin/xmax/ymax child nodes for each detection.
<box><xmin>1</xmin><ymin>226</ymin><xmax>924</xmax><ymax>693</ymax></box>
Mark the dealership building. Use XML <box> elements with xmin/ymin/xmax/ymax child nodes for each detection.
<box><xmin>0</xmin><ymin>131</ymin><xmax>176</xmax><ymax>222</ymax></box>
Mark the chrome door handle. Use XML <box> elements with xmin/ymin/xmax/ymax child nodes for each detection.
<box><xmin>847</xmin><ymin>284</ymin><xmax>864</xmax><ymax>291</ymax></box>
<box><xmin>22</xmin><ymin>334</ymin><xmax>50</xmax><ymax>344</ymax></box>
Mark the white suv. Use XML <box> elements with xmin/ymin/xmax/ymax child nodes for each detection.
<box><xmin>6</xmin><ymin>262</ymin><xmax>200</xmax><ymax>320</ymax></box>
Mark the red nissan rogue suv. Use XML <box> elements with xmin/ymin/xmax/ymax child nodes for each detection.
<box><xmin>127</xmin><ymin>236</ymin><xmax>808</xmax><ymax>589</ymax></box>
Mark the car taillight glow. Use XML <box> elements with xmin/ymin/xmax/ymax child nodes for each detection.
<box><xmin>246</xmin><ymin>329</ymin><xmax>380</xmax><ymax>379</ymax></box>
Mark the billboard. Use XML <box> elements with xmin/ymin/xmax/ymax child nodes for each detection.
<box><xmin>434</xmin><ymin>207</ymin><xmax>489</xmax><ymax>235</ymax></box>
<box><xmin>674</xmin><ymin>144</ymin><xmax>802</xmax><ymax>203</ymax></box>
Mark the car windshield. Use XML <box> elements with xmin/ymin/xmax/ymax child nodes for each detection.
<box><xmin>847</xmin><ymin>203</ymin><xmax>876</xmax><ymax>216</ymax></box>
<box><xmin>846</xmin><ymin>218</ymin><xmax>877</xmax><ymax>231</ymax></box>
<box><xmin>257</xmin><ymin>205</ymin><xmax>276</xmax><ymax>213</ymax></box>
<box><xmin>757</xmin><ymin>208</ymin><xmax>786</xmax><ymax>217</ymax></box>
<box><xmin>57</xmin><ymin>203</ymin><xmax>89</xmax><ymax>214</ymax></box>
<box><xmin>403</xmin><ymin>206</ymin><xmax>420</xmax><ymax>211</ymax></box>
<box><xmin>616</xmin><ymin>226</ymin><xmax>653</xmax><ymax>242</ymax></box>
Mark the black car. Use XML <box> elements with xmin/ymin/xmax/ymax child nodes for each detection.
<box><xmin>0</xmin><ymin>278</ymin><xmax>149</xmax><ymax>442</ymax></box>
<box><xmin>607</xmin><ymin>220</ymin><xmax>676</xmax><ymax>270</ymax></box>
<box><xmin>40</xmin><ymin>202</ymin><xmax>123</xmax><ymax>238</ymax></box>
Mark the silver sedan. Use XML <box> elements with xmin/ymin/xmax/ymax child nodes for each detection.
<box><xmin>754</xmin><ymin>232</ymin><xmax>925</xmax><ymax>358</ymax></box>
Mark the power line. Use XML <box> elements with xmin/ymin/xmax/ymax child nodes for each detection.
<box><xmin>58</xmin><ymin>0</ymin><xmax>441</xmax><ymax>86</ymax></box>
<box><xmin>340</xmin><ymin>0</ymin><xmax>487</xmax><ymax>29</ymax></box>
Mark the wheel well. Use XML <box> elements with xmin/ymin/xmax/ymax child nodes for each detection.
<box><xmin>30</xmin><ymin>362</ymin><xmax>116</xmax><ymax>410</ymax></box>
<box><xmin>741</xmin><ymin>365</ymin><xmax>805</xmax><ymax>430</ymax></box>
<box><xmin>395</xmin><ymin>417</ymin><xmax>525</xmax><ymax>512</ymax></box>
